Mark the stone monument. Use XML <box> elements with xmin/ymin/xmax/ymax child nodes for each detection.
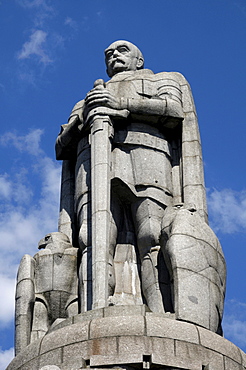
<box><xmin>7</xmin><ymin>41</ymin><xmax>246</xmax><ymax>370</ymax></box>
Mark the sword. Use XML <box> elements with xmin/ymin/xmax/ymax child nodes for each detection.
<box><xmin>87</xmin><ymin>79</ymin><xmax>129</xmax><ymax>309</ymax></box>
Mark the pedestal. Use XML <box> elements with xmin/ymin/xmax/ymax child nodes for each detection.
<box><xmin>7</xmin><ymin>305</ymin><xmax>246</xmax><ymax>370</ymax></box>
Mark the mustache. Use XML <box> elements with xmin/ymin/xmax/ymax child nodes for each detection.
<box><xmin>110</xmin><ymin>58</ymin><xmax>125</xmax><ymax>65</ymax></box>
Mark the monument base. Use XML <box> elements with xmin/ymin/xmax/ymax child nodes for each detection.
<box><xmin>7</xmin><ymin>305</ymin><xmax>246</xmax><ymax>370</ymax></box>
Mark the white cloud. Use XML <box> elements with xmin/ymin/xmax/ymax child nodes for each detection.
<box><xmin>0</xmin><ymin>347</ymin><xmax>14</xmax><ymax>370</ymax></box>
<box><xmin>207</xmin><ymin>188</ymin><xmax>246</xmax><ymax>233</ymax></box>
<box><xmin>0</xmin><ymin>175</ymin><xmax>12</xmax><ymax>199</ymax></box>
<box><xmin>17</xmin><ymin>29</ymin><xmax>52</xmax><ymax>64</ymax></box>
<box><xmin>0</xmin><ymin>275</ymin><xmax>15</xmax><ymax>325</ymax></box>
<box><xmin>0</xmin><ymin>129</ymin><xmax>61</xmax><ymax>328</ymax></box>
<box><xmin>223</xmin><ymin>299</ymin><xmax>246</xmax><ymax>351</ymax></box>
<box><xmin>16</xmin><ymin>0</ymin><xmax>55</xmax><ymax>27</ymax></box>
<box><xmin>0</xmin><ymin>129</ymin><xmax>43</xmax><ymax>155</ymax></box>
<box><xmin>64</xmin><ymin>17</ymin><xmax>78</xmax><ymax>31</ymax></box>
<box><xmin>17</xmin><ymin>0</ymin><xmax>52</xmax><ymax>10</ymax></box>
<box><xmin>223</xmin><ymin>316</ymin><xmax>246</xmax><ymax>350</ymax></box>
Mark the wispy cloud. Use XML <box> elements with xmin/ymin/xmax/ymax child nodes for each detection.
<box><xmin>0</xmin><ymin>129</ymin><xmax>43</xmax><ymax>155</ymax></box>
<box><xmin>16</xmin><ymin>0</ymin><xmax>55</xmax><ymax>26</ymax></box>
<box><xmin>64</xmin><ymin>17</ymin><xmax>78</xmax><ymax>31</ymax></box>
<box><xmin>0</xmin><ymin>175</ymin><xmax>12</xmax><ymax>200</ymax></box>
<box><xmin>0</xmin><ymin>129</ymin><xmax>61</xmax><ymax>328</ymax></box>
<box><xmin>207</xmin><ymin>188</ymin><xmax>246</xmax><ymax>233</ymax></box>
<box><xmin>223</xmin><ymin>299</ymin><xmax>246</xmax><ymax>351</ymax></box>
<box><xmin>17</xmin><ymin>29</ymin><xmax>51</xmax><ymax>64</ymax></box>
<box><xmin>0</xmin><ymin>347</ymin><xmax>14</xmax><ymax>370</ymax></box>
<box><xmin>17</xmin><ymin>0</ymin><xmax>52</xmax><ymax>10</ymax></box>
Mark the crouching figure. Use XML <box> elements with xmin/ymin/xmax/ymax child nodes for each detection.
<box><xmin>15</xmin><ymin>232</ymin><xmax>78</xmax><ymax>355</ymax></box>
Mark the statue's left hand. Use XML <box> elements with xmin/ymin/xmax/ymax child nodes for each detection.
<box><xmin>85</xmin><ymin>85</ymin><xmax>121</xmax><ymax>110</ymax></box>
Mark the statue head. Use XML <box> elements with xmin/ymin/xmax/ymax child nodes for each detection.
<box><xmin>38</xmin><ymin>232</ymin><xmax>72</xmax><ymax>252</ymax></box>
<box><xmin>105</xmin><ymin>40</ymin><xmax>144</xmax><ymax>77</ymax></box>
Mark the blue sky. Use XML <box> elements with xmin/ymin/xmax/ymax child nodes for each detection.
<box><xmin>0</xmin><ymin>0</ymin><xmax>246</xmax><ymax>368</ymax></box>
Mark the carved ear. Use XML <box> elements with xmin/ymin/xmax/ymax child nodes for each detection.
<box><xmin>136</xmin><ymin>57</ymin><xmax>144</xmax><ymax>69</ymax></box>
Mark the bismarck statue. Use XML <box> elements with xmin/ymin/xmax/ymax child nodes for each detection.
<box><xmin>56</xmin><ymin>40</ymin><xmax>225</xmax><ymax>331</ymax></box>
<box><xmin>11</xmin><ymin>41</ymin><xmax>240</xmax><ymax>370</ymax></box>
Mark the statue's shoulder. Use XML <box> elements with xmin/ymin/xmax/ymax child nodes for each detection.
<box><xmin>154</xmin><ymin>71</ymin><xmax>189</xmax><ymax>86</ymax></box>
<box><xmin>71</xmin><ymin>99</ymin><xmax>84</xmax><ymax>113</ymax></box>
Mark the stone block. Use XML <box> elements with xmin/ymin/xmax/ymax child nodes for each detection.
<box><xmin>90</xmin><ymin>315</ymin><xmax>145</xmax><ymax>339</ymax></box>
<box><xmin>173</xmin><ymin>267</ymin><xmax>210</xmax><ymax>329</ymax></box>
<box><xmin>103</xmin><ymin>304</ymin><xmax>149</xmax><ymax>317</ymax></box>
<box><xmin>182</xmin><ymin>155</ymin><xmax>204</xmax><ymax>186</ymax></box>
<box><xmin>35</xmin><ymin>253</ymin><xmax>54</xmax><ymax>292</ymax></box>
<box><xmin>182</xmin><ymin>119</ymin><xmax>199</xmax><ymax>146</ymax></box>
<box><xmin>118</xmin><ymin>335</ymin><xmax>175</xmax><ymax>361</ymax></box>
<box><xmin>19</xmin><ymin>358</ymin><xmax>39</xmax><ymax>370</ymax></box>
<box><xmin>15</xmin><ymin>279</ymin><xmax>34</xmax><ymax>302</ymax></box>
<box><xmin>17</xmin><ymin>254</ymin><xmax>35</xmax><ymax>282</ymax></box>
<box><xmin>183</xmin><ymin>184</ymin><xmax>206</xmax><ymax>212</ymax></box>
<box><xmin>174</xmin><ymin>340</ymin><xmax>225</xmax><ymax>370</ymax></box>
<box><xmin>53</xmin><ymin>252</ymin><xmax>77</xmax><ymax>293</ymax></box>
<box><xmin>90</xmin><ymin>353</ymin><xmax>143</xmax><ymax>367</ymax></box>
<box><xmin>38</xmin><ymin>348</ymin><xmax>63</xmax><ymax>368</ymax></box>
<box><xmin>117</xmin><ymin>335</ymin><xmax>147</xmax><ymax>355</ymax></box>
<box><xmin>73</xmin><ymin>308</ymin><xmax>104</xmax><ymax>324</ymax></box>
<box><xmin>199</xmin><ymin>347</ymin><xmax>224</xmax><ymax>369</ymax></box>
<box><xmin>146</xmin><ymin>314</ymin><xmax>199</xmax><ymax>343</ymax></box>
<box><xmin>62</xmin><ymin>342</ymin><xmax>88</xmax><ymax>367</ymax></box>
<box><xmin>63</xmin><ymin>341</ymin><xmax>90</xmax><ymax>366</ymax></box>
<box><xmin>182</xmin><ymin>140</ymin><xmax>202</xmax><ymax>158</ymax></box>
<box><xmin>88</xmin><ymin>337</ymin><xmax>118</xmax><ymax>357</ymax></box>
<box><xmin>224</xmin><ymin>356</ymin><xmax>242</xmax><ymax>370</ymax></box>
<box><xmin>40</xmin><ymin>322</ymin><xmax>89</xmax><ymax>354</ymax></box>
<box><xmin>241</xmin><ymin>349</ymin><xmax>246</xmax><ymax>368</ymax></box>
<box><xmin>197</xmin><ymin>326</ymin><xmax>241</xmax><ymax>363</ymax></box>
<box><xmin>181</xmin><ymin>84</ymin><xmax>196</xmax><ymax>113</ymax></box>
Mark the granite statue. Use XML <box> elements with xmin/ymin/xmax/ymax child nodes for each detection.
<box><xmin>55</xmin><ymin>40</ymin><xmax>226</xmax><ymax>333</ymax></box>
<box><xmin>8</xmin><ymin>40</ymin><xmax>235</xmax><ymax>370</ymax></box>
<box><xmin>14</xmin><ymin>42</ymin><xmax>226</xmax><ymax>359</ymax></box>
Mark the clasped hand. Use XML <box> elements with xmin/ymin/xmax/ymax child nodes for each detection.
<box><xmin>84</xmin><ymin>85</ymin><xmax>121</xmax><ymax>111</ymax></box>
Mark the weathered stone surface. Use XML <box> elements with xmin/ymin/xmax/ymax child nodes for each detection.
<box><xmin>197</xmin><ymin>325</ymin><xmax>242</xmax><ymax>363</ymax></box>
<box><xmin>15</xmin><ymin>232</ymin><xmax>78</xmax><ymax>355</ymax></box>
<box><xmin>161</xmin><ymin>203</ymin><xmax>226</xmax><ymax>333</ymax></box>
<box><xmin>7</xmin><ymin>339</ymin><xmax>42</xmax><ymax>370</ymax></box>
<box><xmin>40</xmin><ymin>321</ymin><xmax>89</xmax><ymax>354</ymax></box>
<box><xmin>7</xmin><ymin>311</ymin><xmax>246</xmax><ymax>369</ymax></box>
<box><xmin>38</xmin><ymin>348</ymin><xmax>63</xmax><ymax>368</ymax></box>
<box><xmin>146</xmin><ymin>314</ymin><xmax>199</xmax><ymax>343</ymax></box>
<box><xmin>55</xmin><ymin>40</ymin><xmax>217</xmax><ymax>323</ymax></box>
<box><xmin>90</xmin><ymin>315</ymin><xmax>145</xmax><ymax>338</ymax></box>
